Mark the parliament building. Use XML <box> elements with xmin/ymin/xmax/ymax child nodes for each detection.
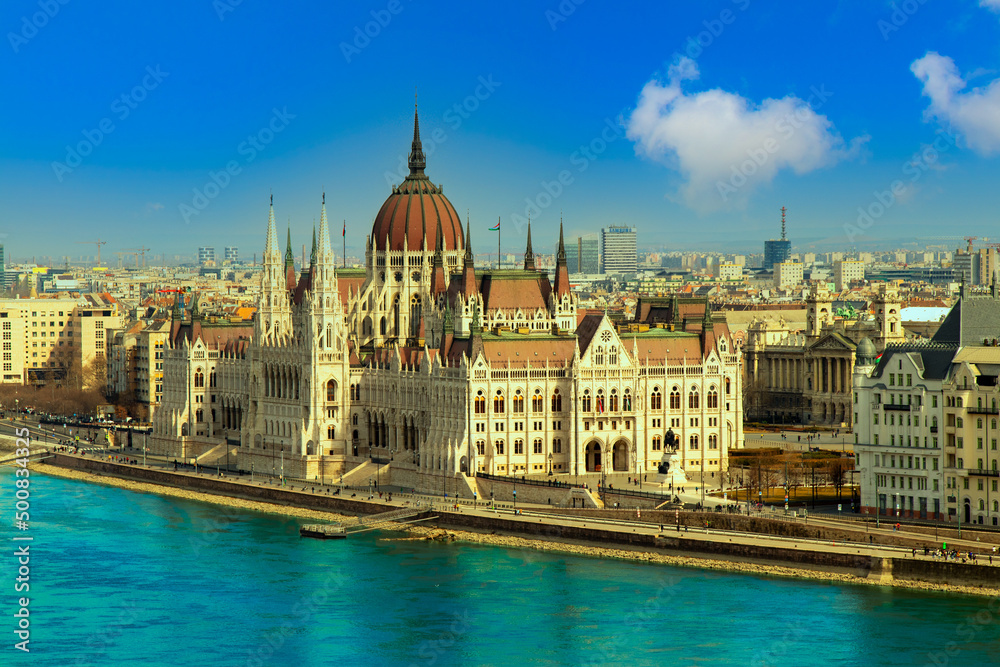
<box><xmin>150</xmin><ymin>108</ymin><xmax>744</xmax><ymax>493</ymax></box>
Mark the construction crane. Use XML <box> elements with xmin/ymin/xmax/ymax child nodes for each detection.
<box><xmin>965</xmin><ymin>236</ymin><xmax>978</xmax><ymax>254</ymax></box>
<box><xmin>120</xmin><ymin>249</ymin><xmax>145</xmax><ymax>268</ymax></box>
<box><xmin>77</xmin><ymin>240</ymin><xmax>107</xmax><ymax>266</ymax></box>
<box><xmin>135</xmin><ymin>246</ymin><xmax>151</xmax><ymax>268</ymax></box>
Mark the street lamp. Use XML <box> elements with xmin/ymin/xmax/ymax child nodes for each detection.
<box><xmin>548</xmin><ymin>452</ymin><xmax>553</xmax><ymax>476</ymax></box>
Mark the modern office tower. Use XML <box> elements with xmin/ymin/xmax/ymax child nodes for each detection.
<box><xmin>953</xmin><ymin>251</ymin><xmax>979</xmax><ymax>285</ymax></box>
<box><xmin>564</xmin><ymin>240</ymin><xmax>580</xmax><ymax>273</ymax></box>
<box><xmin>579</xmin><ymin>235</ymin><xmax>599</xmax><ymax>273</ymax></box>
<box><xmin>600</xmin><ymin>226</ymin><xmax>637</xmax><ymax>274</ymax></box>
<box><xmin>763</xmin><ymin>207</ymin><xmax>792</xmax><ymax>270</ymax></box>
<box><xmin>561</xmin><ymin>234</ymin><xmax>600</xmax><ymax>274</ymax></box>
<box><xmin>224</xmin><ymin>247</ymin><xmax>239</xmax><ymax>264</ymax></box>
<box><xmin>834</xmin><ymin>259</ymin><xmax>865</xmax><ymax>291</ymax></box>
<box><xmin>198</xmin><ymin>247</ymin><xmax>216</xmax><ymax>266</ymax></box>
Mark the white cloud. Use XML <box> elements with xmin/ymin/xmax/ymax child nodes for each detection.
<box><xmin>626</xmin><ymin>57</ymin><xmax>864</xmax><ymax>212</ymax></box>
<box><xmin>981</xmin><ymin>0</ymin><xmax>1000</xmax><ymax>13</ymax></box>
<box><xmin>911</xmin><ymin>52</ymin><xmax>1000</xmax><ymax>156</ymax></box>
<box><xmin>145</xmin><ymin>202</ymin><xmax>164</xmax><ymax>214</ymax></box>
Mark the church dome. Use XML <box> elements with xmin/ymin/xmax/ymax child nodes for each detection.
<box><xmin>371</xmin><ymin>107</ymin><xmax>464</xmax><ymax>253</ymax></box>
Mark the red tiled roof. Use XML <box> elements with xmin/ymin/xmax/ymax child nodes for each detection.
<box><xmin>480</xmin><ymin>337</ymin><xmax>575</xmax><ymax>366</ymax></box>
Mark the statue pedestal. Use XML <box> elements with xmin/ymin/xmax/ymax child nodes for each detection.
<box><xmin>653</xmin><ymin>451</ymin><xmax>687</xmax><ymax>490</ymax></box>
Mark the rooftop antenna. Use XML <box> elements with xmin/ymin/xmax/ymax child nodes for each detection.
<box><xmin>780</xmin><ymin>206</ymin><xmax>787</xmax><ymax>241</ymax></box>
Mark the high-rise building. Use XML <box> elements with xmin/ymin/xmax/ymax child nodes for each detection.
<box><xmin>600</xmin><ymin>226</ymin><xmax>637</xmax><ymax>274</ymax></box>
<box><xmin>774</xmin><ymin>261</ymin><xmax>803</xmax><ymax>288</ymax></box>
<box><xmin>564</xmin><ymin>240</ymin><xmax>579</xmax><ymax>274</ymax></box>
<box><xmin>224</xmin><ymin>247</ymin><xmax>239</xmax><ymax>264</ymax></box>
<box><xmin>562</xmin><ymin>235</ymin><xmax>600</xmax><ymax>274</ymax></box>
<box><xmin>198</xmin><ymin>247</ymin><xmax>216</xmax><ymax>266</ymax></box>
<box><xmin>763</xmin><ymin>207</ymin><xmax>792</xmax><ymax>270</ymax></box>
<box><xmin>834</xmin><ymin>259</ymin><xmax>865</xmax><ymax>291</ymax></box>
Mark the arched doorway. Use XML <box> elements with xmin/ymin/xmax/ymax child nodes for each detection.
<box><xmin>459</xmin><ymin>456</ymin><xmax>468</xmax><ymax>473</ymax></box>
<box><xmin>585</xmin><ymin>441</ymin><xmax>603</xmax><ymax>472</ymax></box>
<box><xmin>612</xmin><ymin>440</ymin><xmax>629</xmax><ymax>472</ymax></box>
<box><xmin>964</xmin><ymin>499</ymin><xmax>971</xmax><ymax>524</ymax></box>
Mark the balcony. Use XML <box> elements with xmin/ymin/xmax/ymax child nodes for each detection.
<box><xmin>967</xmin><ymin>468</ymin><xmax>1000</xmax><ymax>477</ymax></box>
<box><xmin>967</xmin><ymin>407</ymin><xmax>1000</xmax><ymax>415</ymax></box>
<box><xmin>929</xmin><ymin>426</ymin><xmax>939</xmax><ymax>433</ymax></box>
<box><xmin>883</xmin><ymin>404</ymin><xmax>911</xmax><ymax>411</ymax></box>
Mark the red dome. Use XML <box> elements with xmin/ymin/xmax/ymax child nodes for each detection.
<box><xmin>371</xmin><ymin>105</ymin><xmax>465</xmax><ymax>253</ymax></box>
<box><xmin>371</xmin><ymin>177</ymin><xmax>464</xmax><ymax>252</ymax></box>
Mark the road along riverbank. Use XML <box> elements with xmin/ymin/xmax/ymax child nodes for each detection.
<box><xmin>24</xmin><ymin>454</ymin><xmax>1000</xmax><ymax>598</ymax></box>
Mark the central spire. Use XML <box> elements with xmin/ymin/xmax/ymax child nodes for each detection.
<box><xmin>408</xmin><ymin>95</ymin><xmax>427</xmax><ymax>178</ymax></box>
<box><xmin>523</xmin><ymin>217</ymin><xmax>535</xmax><ymax>271</ymax></box>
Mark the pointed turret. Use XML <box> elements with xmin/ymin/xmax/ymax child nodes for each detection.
<box><xmin>523</xmin><ymin>218</ymin><xmax>535</xmax><ymax>271</ymax></box>
<box><xmin>284</xmin><ymin>227</ymin><xmax>294</xmax><ymax>271</ymax></box>
<box><xmin>430</xmin><ymin>217</ymin><xmax>447</xmax><ymax>296</ymax></box>
<box><xmin>310</xmin><ymin>225</ymin><xmax>317</xmax><ymax>267</ymax></box>
<box><xmin>408</xmin><ymin>99</ymin><xmax>427</xmax><ymax>178</ymax></box>
<box><xmin>318</xmin><ymin>192</ymin><xmax>332</xmax><ymax>259</ymax></box>
<box><xmin>462</xmin><ymin>218</ymin><xmax>477</xmax><ymax>297</ymax></box>
<box><xmin>264</xmin><ymin>195</ymin><xmax>279</xmax><ymax>263</ymax></box>
<box><xmin>554</xmin><ymin>218</ymin><xmax>570</xmax><ymax>298</ymax></box>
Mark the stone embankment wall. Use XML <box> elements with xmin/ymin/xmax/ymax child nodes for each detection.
<box><xmin>48</xmin><ymin>454</ymin><xmax>399</xmax><ymax>518</ymax></box>
<box><xmin>41</xmin><ymin>455</ymin><xmax>1000</xmax><ymax>590</ymax></box>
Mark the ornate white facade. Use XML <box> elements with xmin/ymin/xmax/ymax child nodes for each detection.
<box><xmin>150</xmin><ymin>109</ymin><xmax>743</xmax><ymax>491</ymax></box>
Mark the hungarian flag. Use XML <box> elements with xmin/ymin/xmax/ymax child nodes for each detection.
<box><xmin>489</xmin><ymin>220</ymin><xmax>500</xmax><ymax>231</ymax></box>
<box><xmin>342</xmin><ymin>221</ymin><xmax>346</xmax><ymax>237</ymax></box>
<box><xmin>874</xmin><ymin>351</ymin><xmax>884</xmax><ymax>363</ymax></box>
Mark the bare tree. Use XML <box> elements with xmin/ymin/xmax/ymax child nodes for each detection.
<box><xmin>828</xmin><ymin>459</ymin><xmax>850</xmax><ymax>499</ymax></box>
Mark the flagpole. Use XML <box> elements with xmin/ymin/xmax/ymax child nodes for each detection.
<box><xmin>497</xmin><ymin>216</ymin><xmax>501</xmax><ymax>269</ymax></box>
<box><xmin>343</xmin><ymin>220</ymin><xmax>346</xmax><ymax>268</ymax></box>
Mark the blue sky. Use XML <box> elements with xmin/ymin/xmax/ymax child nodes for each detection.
<box><xmin>3</xmin><ymin>0</ymin><xmax>1000</xmax><ymax>262</ymax></box>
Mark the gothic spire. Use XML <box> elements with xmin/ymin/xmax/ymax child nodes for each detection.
<box><xmin>464</xmin><ymin>218</ymin><xmax>474</xmax><ymax>264</ymax></box>
<box><xmin>264</xmin><ymin>194</ymin><xmax>279</xmax><ymax>262</ymax></box>
<box><xmin>408</xmin><ymin>96</ymin><xmax>426</xmax><ymax>177</ymax></box>
<box><xmin>554</xmin><ymin>215</ymin><xmax>570</xmax><ymax>298</ymax></box>
<box><xmin>318</xmin><ymin>191</ymin><xmax>332</xmax><ymax>257</ymax></box>
<box><xmin>431</xmin><ymin>217</ymin><xmax>447</xmax><ymax>295</ymax></box>
<box><xmin>556</xmin><ymin>216</ymin><xmax>566</xmax><ymax>263</ymax></box>
<box><xmin>523</xmin><ymin>216</ymin><xmax>535</xmax><ymax>271</ymax></box>
<box><xmin>284</xmin><ymin>226</ymin><xmax>294</xmax><ymax>271</ymax></box>
<box><xmin>310</xmin><ymin>224</ymin><xmax>317</xmax><ymax>267</ymax></box>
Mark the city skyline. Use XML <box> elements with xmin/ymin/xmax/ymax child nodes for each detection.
<box><xmin>4</xmin><ymin>2</ymin><xmax>1000</xmax><ymax>258</ymax></box>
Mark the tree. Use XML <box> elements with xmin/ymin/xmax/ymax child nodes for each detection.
<box><xmin>828</xmin><ymin>459</ymin><xmax>850</xmax><ymax>499</ymax></box>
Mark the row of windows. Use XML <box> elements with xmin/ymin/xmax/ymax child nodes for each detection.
<box><xmin>476</xmin><ymin>438</ymin><xmax>564</xmax><ymax>456</ymax></box>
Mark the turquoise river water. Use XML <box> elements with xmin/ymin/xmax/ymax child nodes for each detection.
<box><xmin>1</xmin><ymin>467</ymin><xmax>998</xmax><ymax>666</ymax></box>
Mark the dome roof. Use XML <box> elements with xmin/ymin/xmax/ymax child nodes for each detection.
<box><xmin>856</xmin><ymin>337</ymin><xmax>877</xmax><ymax>365</ymax></box>
<box><xmin>371</xmin><ymin>107</ymin><xmax>464</xmax><ymax>253</ymax></box>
